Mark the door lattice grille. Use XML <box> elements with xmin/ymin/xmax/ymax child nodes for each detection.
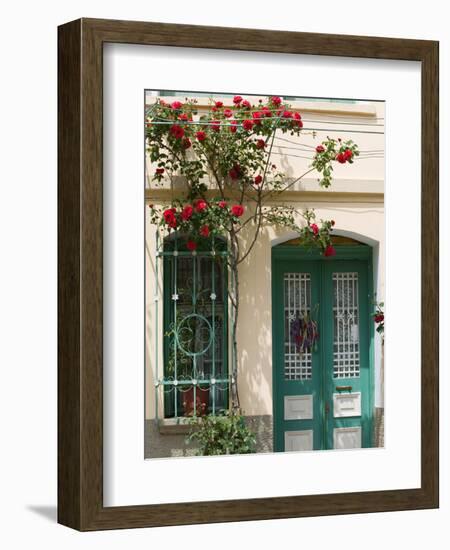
<box><xmin>333</xmin><ymin>272</ymin><xmax>360</xmax><ymax>378</ymax></box>
<box><xmin>284</xmin><ymin>273</ymin><xmax>312</xmax><ymax>380</ymax></box>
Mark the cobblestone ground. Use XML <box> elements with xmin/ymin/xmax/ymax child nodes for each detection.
<box><xmin>145</xmin><ymin>410</ymin><xmax>384</xmax><ymax>458</ymax></box>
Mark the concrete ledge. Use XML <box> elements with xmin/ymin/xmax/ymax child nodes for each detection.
<box><xmin>145</xmin><ymin>178</ymin><xmax>384</xmax><ymax>204</ymax></box>
<box><xmin>146</xmin><ymin>95</ymin><xmax>378</xmax><ymax>119</ymax></box>
<box><xmin>158</xmin><ymin>418</ymin><xmax>194</xmax><ymax>435</ymax></box>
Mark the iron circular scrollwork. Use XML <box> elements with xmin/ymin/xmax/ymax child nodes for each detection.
<box><xmin>175</xmin><ymin>313</ymin><xmax>213</xmax><ymax>357</ymax></box>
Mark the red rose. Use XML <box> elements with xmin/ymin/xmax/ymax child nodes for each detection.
<box><xmin>178</xmin><ymin>113</ymin><xmax>189</xmax><ymax>121</ymax></box>
<box><xmin>218</xmin><ymin>200</ymin><xmax>227</xmax><ymax>209</ymax></box>
<box><xmin>324</xmin><ymin>245</ymin><xmax>336</xmax><ymax>257</ymax></box>
<box><xmin>344</xmin><ymin>148</ymin><xmax>353</xmax><ymax>160</ymax></box>
<box><xmin>155</xmin><ymin>168</ymin><xmax>165</xmax><ymax>175</ymax></box>
<box><xmin>315</xmin><ymin>145</ymin><xmax>325</xmax><ymax>153</ymax></box>
<box><xmin>252</xmin><ymin>111</ymin><xmax>263</xmax><ymax>124</ymax></box>
<box><xmin>223</xmin><ymin>109</ymin><xmax>233</xmax><ymax>118</ymax></box>
<box><xmin>170</xmin><ymin>125</ymin><xmax>185</xmax><ymax>139</ymax></box>
<box><xmin>195</xmin><ymin>199</ymin><xmax>208</xmax><ymax>212</ymax></box>
<box><xmin>182</xmin><ymin>137</ymin><xmax>192</xmax><ymax>149</ymax></box>
<box><xmin>171</xmin><ymin>101</ymin><xmax>183</xmax><ymax>110</ymax></box>
<box><xmin>256</xmin><ymin>139</ymin><xmax>266</xmax><ymax>149</ymax></box>
<box><xmin>230</xmin><ymin>120</ymin><xmax>238</xmax><ymax>133</ymax></box>
<box><xmin>229</xmin><ymin>164</ymin><xmax>241</xmax><ymax>180</ymax></box>
<box><xmin>336</xmin><ymin>152</ymin><xmax>346</xmax><ymax>164</ymax></box>
<box><xmin>374</xmin><ymin>314</ymin><xmax>384</xmax><ymax>323</ymax></box>
<box><xmin>233</xmin><ymin>95</ymin><xmax>243</xmax><ymax>104</ymax></box>
<box><xmin>231</xmin><ymin>204</ymin><xmax>245</xmax><ymax>217</ymax></box>
<box><xmin>254</xmin><ymin>175</ymin><xmax>263</xmax><ymax>185</ymax></box>
<box><xmin>163</xmin><ymin>208</ymin><xmax>177</xmax><ymax>228</ymax></box>
<box><xmin>195</xmin><ymin>130</ymin><xmax>206</xmax><ymax>142</ymax></box>
<box><xmin>261</xmin><ymin>106</ymin><xmax>272</xmax><ymax>117</ymax></box>
<box><xmin>186</xmin><ymin>240</ymin><xmax>197</xmax><ymax>251</ymax></box>
<box><xmin>210</xmin><ymin>120</ymin><xmax>220</xmax><ymax>132</ymax></box>
<box><xmin>310</xmin><ymin>223</ymin><xmax>319</xmax><ymax>235</ymax></box>
<box><xmin>163</xmin><ymin>207</ymin><xmax>176</xmax><ymax>220</ymax></box>
<box><xmin>181</xmin><ymin>205</ymin><xmax>194</xmax><ymax>221</ymax></box>
<box><xmin>242</xmin><ymin>119</ymin><xmax>254</xmax><ymax>131</ymax></box>
<box><xmin>241</xmin><ymin>100</ymin><xmax>251</xmax><ymax>109</ymax></box>
<box><xmin>282</xmin><ymin>110</ymin><xmax>292</xmax><ymax>118</ymax></box>
<box><xmin>200</xmin><ymin>225</ymin><xmax>210</xmax><ymax>237</ymax></box>
<box><xmin>215</xmin><ymin>101</ymin><xmax>223</xmax><ymax>108</ymax></box>
<box><xmin>293</xmin><ymin>112</ymin><xmax>303</xmax><ymax>127</ymax></box>
<box><xmin>270</xmin><ymin>96</ymin><xmax>282</xmax><ymax>106</ymax></box>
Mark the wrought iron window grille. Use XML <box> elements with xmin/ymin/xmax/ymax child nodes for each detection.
<box><xmin>154</xmin><ymin>232</ymin><xmax>230</xmax><ymax>422</ymax></box>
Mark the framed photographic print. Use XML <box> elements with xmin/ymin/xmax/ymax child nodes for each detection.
<box><xmin>58</xmin><ymin>18</ymin><xmax>439</xmax><ymax>530</ymax></box>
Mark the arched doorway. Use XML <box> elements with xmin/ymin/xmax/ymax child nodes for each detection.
<box><xmin>271</xmin><ymin>236</ymin><xmax>374</xmax><ymax>451</ymax></box>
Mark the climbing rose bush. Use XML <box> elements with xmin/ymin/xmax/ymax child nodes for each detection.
<box><xmin>150</xmin><ymin>200</ymin><xmax>334</xmax><ymax>253</ymax></box>
<box><xmin>312</xmin><ymin>137</ymin><xmax>359</xmax><ymax>188</ymax></box>
<box><xmin>146</xmin><ymin>95</ymin><xmax>358</xmax><ymax>255</ymax></box>
<box><xmin>373</xmin><ymin>301</ymin><xmax>385</xmax><ymax>338</ymax></box>
<box><xmin>149</xmin><ymin>198</ymin><xmax>246</xmax><ymax>250</ymax></box>
<box><xmin>148</xmin><ymin>95</ymin><xmax>305</xmax><ymax>196</ymax></box>
<box><xmin>146</xmin><ymin>95</ymin><xmax>360</xmax><ymax>410</ymax></box>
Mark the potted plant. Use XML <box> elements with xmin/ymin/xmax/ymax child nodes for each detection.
<box><xmin>164</xmin><ymin>315</ymin><xmax>212</xmax><ymax>417</ymax></box>
<box><xmin>186</xmin><ymin>410</ymin><xmax>256</xmax><ymax>455</ymax></box>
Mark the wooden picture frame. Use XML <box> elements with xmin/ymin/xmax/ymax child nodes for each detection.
<box><xmin>58</xmin><ymin>18</ymin><xmax>439</xmax><ymax>531</ymax></box>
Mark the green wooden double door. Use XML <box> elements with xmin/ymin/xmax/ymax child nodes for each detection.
<box><xmin>273</xmin><ymin>250</ymin><xmax>373</xmax><ymax>452</ymax></box>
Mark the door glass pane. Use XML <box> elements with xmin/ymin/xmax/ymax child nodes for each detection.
<box><xmin>333</xmin><ymin>272</ymin><xmax>360</xmax><ymax>378</ymax></box>
<box><xmin>284</xmin><ymin>273</ymin><xmax>312</xmax><ymax>380</ymax></box>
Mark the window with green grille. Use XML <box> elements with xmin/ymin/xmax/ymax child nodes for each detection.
<box><xmin>161</xmin><ymin>235</ymin><xmax>229</xmax><ymax>418</ymax></box>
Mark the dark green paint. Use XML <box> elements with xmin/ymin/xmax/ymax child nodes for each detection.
<box><xmin>272</xmin><ymin>244</ymin><xmax>374</xmax><ymax>452</ymax></box>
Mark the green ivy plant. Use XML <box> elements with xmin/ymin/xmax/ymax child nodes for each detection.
<box><xmin>186</xmin><ymin>411</ymin><xmax>256</xmax><ymax>456</ymax></box>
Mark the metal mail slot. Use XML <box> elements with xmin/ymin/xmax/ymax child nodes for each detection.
<box><xmin>335</xmin><ymin>385</ymin><xmax>352</xmax><ymax>392</ymax></box>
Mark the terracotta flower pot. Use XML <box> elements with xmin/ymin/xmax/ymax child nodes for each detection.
<box><xmin>182</xmin><ymin>385</ymin><xmax>210</xmax><ymax>416</ymax></box>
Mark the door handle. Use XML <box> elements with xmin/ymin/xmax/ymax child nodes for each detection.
<box><xmin>335</xmin><ymin>385</ymin><xmax>352</xmax><ymax>393</ymax></box>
